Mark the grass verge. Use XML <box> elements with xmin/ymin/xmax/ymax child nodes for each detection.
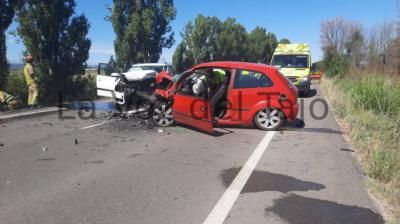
<box><xmin>321</xmin><ymin>75</ymin><xmax>400</xmax><ymax>222</ymax></box>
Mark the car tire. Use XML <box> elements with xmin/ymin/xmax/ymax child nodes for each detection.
<box><xmin>152</xmin><ymin>102</ymin><xmax>175</xmax><ymax>127</ymax></box>
<box><xmin>254</xmin><ymin>108</ymin><xmax>284</xmax><ymax>131</ymax></box>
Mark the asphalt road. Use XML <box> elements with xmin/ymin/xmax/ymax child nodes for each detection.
<box><xmin>0</xmin><ymin>84</ymin><xmax>385</xmax><ymax>224</ymax></box>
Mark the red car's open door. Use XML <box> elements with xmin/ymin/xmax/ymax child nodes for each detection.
<box><xmin>172</xmin><ymin>94</ymin><xmax>214</xmax><ymax>134</ymax></box>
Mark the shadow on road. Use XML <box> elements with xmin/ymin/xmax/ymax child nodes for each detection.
<box><xmin>177</xmin><ymin>123</ymin><xmax>230</xmax><ymax>137</ymax></box>
<box><xmin>300</xmin><ymin>127</ymin><xmax>343</xmax><ymax>135</ymax></box>
<box><xmin>265</xmin><ymin>194</ymin><xmax>384</xmax><ymax>224</ymax></box>
<box><xmin>298</xmin><ymin>88</ymin><xmax>318</xmax><ymax>98</ymax></box>
<box><xmin>281</xmin><ymin>119</ymin><xmax>342</xmax><ymax>135</ymax></box>
<box><xmin>221</xmin><ymin>168</ymin><xmax>325</xmax><ymax>194</ymax></box>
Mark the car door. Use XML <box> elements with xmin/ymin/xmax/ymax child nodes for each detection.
<box><xmin>172</xmin><ymin>71</ymin><xmax>214</xmax><ymax>133</ymax></box>
<box><xmin>96</xmin><ymin>63</ymin><xmax>119</xmax><ymax>97</ymax></box>
<box><xmin>228</xmin><ymin>69</ymin><xmax>275</xmax><ymax>122</ymax></box>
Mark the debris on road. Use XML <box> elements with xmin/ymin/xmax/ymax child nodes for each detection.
<box><xmin>101</xmin><ymin>110</ymin><xmax>155</xmax><ymax>129</ymax></box>
<box><xmin>158</xmin><ymin>129</ymin><xmax>164</xmax><ymax>133</ymax></box>
<box><xmin>0</xmin><ymin>142</ymin><xmax>4</xmax><ymax>147</ymax></box>
<box><xmin>42</xmin><ymin>146</ymin><xmax>48</xmax><ymax>151</ymax></box>
<box><xmin>74</xmin><ymin>139</ymin><xmax>78</xmax><ymax>145</ymax></box>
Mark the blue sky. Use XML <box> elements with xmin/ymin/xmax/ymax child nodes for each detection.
<box><xmin>6</xmin><ymin>0</ymin><xmax>397</xmax><ymax>65</ymax></box>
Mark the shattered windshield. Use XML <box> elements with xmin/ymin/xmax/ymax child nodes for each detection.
<box><xmin>172</xmin><ymin>72</ymin><xmax>185</xmax><ymax>82</ymax></box>
<box><xmin>271</xmin><ymin>55</ymin><xmax>309</xmax><ymax>68</ymax></box>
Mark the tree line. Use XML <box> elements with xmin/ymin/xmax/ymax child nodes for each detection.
<box><xmin>320</xmin><ymin>16</ymin><xmax>400</xmax><ymax>77</ymax></box>
<box><xmin>0</xmin><ymin>0</ymin><xmax>176</xmax><ymax>102</ymax></box>
<box><xmin>173</xmin><ymin>15</ymin><xmax>290</xmax><ymax>72</ymax></box>
<box><xmin>0</xmin><ymin>0</ymin><xmax>289</xmax><ymax>103</ymax></box>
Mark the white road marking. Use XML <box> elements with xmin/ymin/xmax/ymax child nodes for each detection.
<box><xmin>0</xmin><ymin>108</ymin><xmax>64</xmax><ymax>120</ymax></box>
<box><xmin>203</xmin><ymin>131</ymin><xmax>276</xmax><ymax>224</ymax></box>
<box><xmin>80</xmin><ymin>122</ymin><xmax>109</xmax><ymax>130</ymax></box>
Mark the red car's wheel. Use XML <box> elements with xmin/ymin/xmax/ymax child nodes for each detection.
<box><xmin>254</xmin><ymin>108</ymin><xmax>283</xmax><ymax>131</ymax></box>
<box><xmin>152</xmin><ymin>102</ymin><xmax>175</xmax><ymax>127</ymax></box>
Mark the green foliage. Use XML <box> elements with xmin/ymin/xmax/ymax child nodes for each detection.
<box><xmin>349</xmin><ymin>77</ymin><xmax>400</xmax><ymax>117</ymax></box>
<box><xmin>371</xmin><ymin>149</ymin><xmax>400</xmax><ymax>183</ymax></box>
<box><xmin>215</xmin><ymin>18</ymin><xmax>247</xmax><ymax>61</ymax></box>
<box><xmin>173</xmin><ymin>14</ymin><xmax>284</xmax><ymax>72</ymax></box>
<box><xmin>172</xmin><ymin>42</ymin><xmax>193</xmax><ymax>72</ymax></box>
<box><xmin>279</xmin><ymin>38</ymin><xmax>291</xmax><ymax>44</ymax></box>
<box><xmin>17</xmin><ymin>0</ymin><xmax>91</xmax><ymax>103</ymax></box>
<box><xmin>110</xmin><ymin>0</ymin><xmax>176</xmax><ymax>72</ymax></box>
<box><xmin>6</xmin><ymin>71</ymin><xmax>27</xmax><ymax>105</ymax></box>
<box><xmin>184</xmin><ymin>15</ymin><xmax>221</xmax><ymax>65</ymax></box>
<box><xmin>0</xmin><ymin>0</ymin><xmax>24</xmax><ymax>89</ymax></box>
<box><xmin>247</xmin><ymin>27</ymin><xmax>278</xmax><ymax>64</ymax></box>
<box><xmin>323</xmin><ymin>49</ymin><xmax>350</xmax><ymax>78</ymax></box>
<box><xmin>322</xmin><ymin>76</ymin><xmax>400</xmax><ymax>218</ymax></box>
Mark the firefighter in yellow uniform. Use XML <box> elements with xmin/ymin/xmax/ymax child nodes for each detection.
<box><xmin>24</xmin><ymin>55</ymin><xmax>38</xmax><ymax>107</ymax></box>
<box><xmin>0</xmin><ymin>90</ymin><xmax>17</xmax><ymax>110</ymax></box>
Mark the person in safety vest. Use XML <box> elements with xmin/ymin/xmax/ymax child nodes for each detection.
<box><xmin>0</xmin><ymin>90</ymin><xmax>17</xmax><ymax>110</ymax></box>
<box><xmin>24</xmin><ymin>55</ymin><xmax>39</xmax><ymax>107</ymax></box>
<box><xmin>192</xmin><ymin>69</ymin><xmax>226</xmax><ymax>97</ymax></box>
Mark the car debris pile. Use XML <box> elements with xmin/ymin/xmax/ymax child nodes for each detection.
<box><xmin>101</xmin><ymin>110</ymin><xmax>155</xmax><ymax>129</ymax></box>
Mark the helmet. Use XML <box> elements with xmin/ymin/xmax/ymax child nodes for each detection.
<box><xmin>26</xmin><ymin>55</ymin><xmax>33</xmax><ymax>62</ymax></box>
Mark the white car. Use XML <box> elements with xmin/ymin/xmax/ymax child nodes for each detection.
<box><xmin>97</xmin><ymin>63</ymin><xmax>174</xmax><ymax>109</ymax></box>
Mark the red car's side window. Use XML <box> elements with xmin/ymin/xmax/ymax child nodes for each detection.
<box><xmin>233</xmin><ymin>69</ymin><xmax>273</xmax><ymax>89</ymax></box>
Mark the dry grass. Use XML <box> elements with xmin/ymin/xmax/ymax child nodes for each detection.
<box><xmin>321</xmin><ymin>76</ymin><xmax>400</xmax><ymax>223</ymax></box>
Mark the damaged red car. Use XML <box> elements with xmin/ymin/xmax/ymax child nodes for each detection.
<box><xmin>152</xmin><ymin>62</ymin><xmax>299</xmax><ymax>133</ymax></box>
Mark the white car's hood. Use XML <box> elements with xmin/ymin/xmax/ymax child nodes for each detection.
<box><xmin>120</xmin><ymin>70</ymin><xmax>157</xmax><ymax>81</ymax></box>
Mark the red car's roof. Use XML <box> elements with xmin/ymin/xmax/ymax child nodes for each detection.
<box><xmin>193</xmin><ymin>61</ymin><xmax>276</xmax><ymax>71</ymax></box>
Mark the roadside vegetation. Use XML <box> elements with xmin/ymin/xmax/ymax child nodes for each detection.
<box><xmin>172</xmin><ymin>14</ymin><xmax>291</xmax><ymax>72</ymax></box>
<box><xmin>0</xmin><ymin>0</ymin><xmax>177</xmax><ymax>106</ymax></box>
<box><xmin>320</xmin><ymin>16</ymin><xmax>400</xmax><ymax>221</ymax></box>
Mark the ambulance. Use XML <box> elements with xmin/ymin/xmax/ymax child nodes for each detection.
<box><xmin>270</xmin><ymin>44</ymin><xmax>311</xmax><ymax>96</ymax></box>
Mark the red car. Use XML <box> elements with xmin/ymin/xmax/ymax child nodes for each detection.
<box><xmin>152</xmin><ymin>62</ymin><xmax>299</xmax><ymax>133</ymax></box>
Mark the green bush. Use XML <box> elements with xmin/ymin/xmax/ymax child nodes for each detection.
<box><xmin>323</xmin><ymin>53</ymin><xmax>350</xmax><ymax>78</ymax></box>
<box><xmin>6</xmin><ymin>71</ymin><xmax>28</xmax><ymax>106</ymax></box>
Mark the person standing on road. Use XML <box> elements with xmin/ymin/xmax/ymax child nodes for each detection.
<box><xmin>24</xmin><ymin>55</ymin><xmax>38</xmax><ymax>107</ymax></box>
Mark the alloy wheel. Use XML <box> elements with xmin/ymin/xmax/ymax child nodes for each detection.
<box><xmin>256</xmin><ymin>108</ymin><xmax>282</xmax><ymax>130</ymax></box>
<box><xmin>152</xmin><ymin>102</ymin><xmax>174</xmax><ymax>127</ymax></box>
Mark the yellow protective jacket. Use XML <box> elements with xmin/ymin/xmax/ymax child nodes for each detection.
<box><xmin>23</xmin><ymin>63</ymin><xmax>35</xmax><ymax>86</ymax></box>
<box><xmin>0</xmin><ymin>91</ymin><xmax>16</xmax><ymax>105</ymax></box>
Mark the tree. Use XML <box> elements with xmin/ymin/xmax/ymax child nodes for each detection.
<box><xmin>279</xmin><ymin>38</ymin><xmax>291</xmax><ymax>44</ymax></box>
<box><xmin>182</xmin><ymin>15</ymin><xmax>221</xmax><ymax>64</ymax></box>
<box><xmin>215</xmin><ymin>18</ymin><xmax>247</xmax><ymax>61</ymax></box>
<box><xmin>109</xmin><ymin>0</ymin><xmax>176</xmax><ymax>72</ymax></box>
<box><xmin>172</xmin><ymin>42</ymin><xmax>192</xmax><ymax>72</ymax></box>
<box><xmin>0</xmin><ymin>0</ymin><xmax>24</xmax><ymax>89</ymax></box>
<box><xmin>345</xmin><ymin>23</ymin><xmax>364</xmax><ymax>66</ymax></box>
<box><xmin>173</xmin><ymin>14</ymin><xmax>282</xmax><ymax>69</ymax></box>
<box><xmin>247</xmin><ymin>27</ymin><xmax>278</xmax><ymax>64</ymax></box>
<box><xmin>17</xmin><ymin>0</ymin><xmax>91</xmax><ymax>101</ymax></box>
<box><xmin>320</xmin><ymin>17</ymin><xmax>351</xmax><ymax>56</ymax></box>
